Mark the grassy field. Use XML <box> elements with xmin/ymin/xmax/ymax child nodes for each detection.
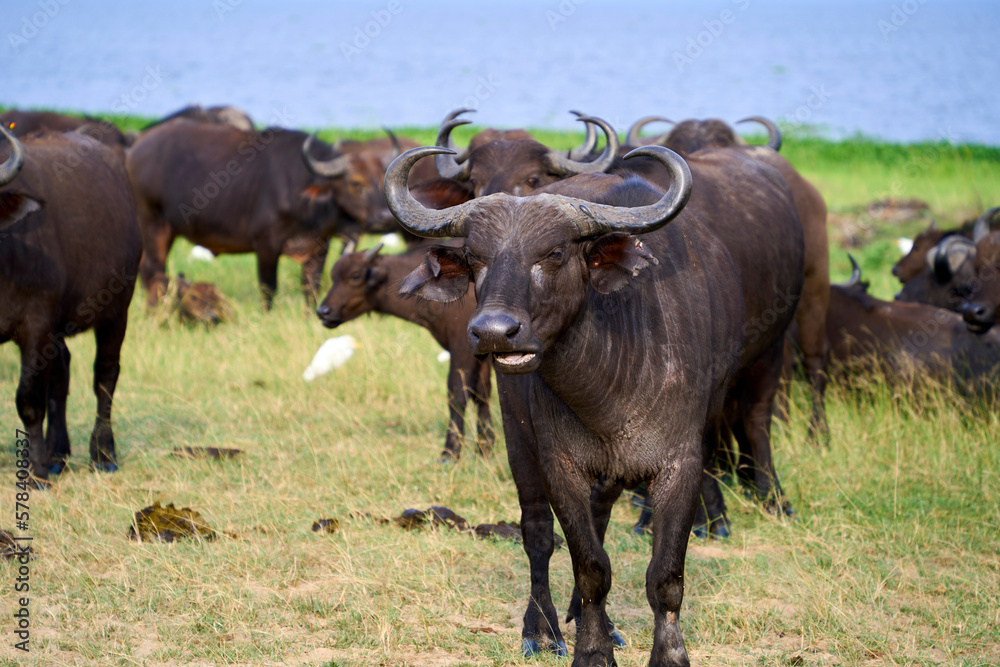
<box><xmin>0</xmin><ymin>112</ymin><xmax>999</xmax><ymax>666</ymax></box>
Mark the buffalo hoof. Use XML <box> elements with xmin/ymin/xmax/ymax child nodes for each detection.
<box><xmin>436</xmin><ymin>450</ymin><xmax>458</xmax><ymax>465</ymax></box>
<box><xmin>711</xmin><ymin>522</ymin><xmax>731</xmax><ymax>539</ymax></box>
<box><xmin>610</xmin><ymin>628</ymin><xmax>627</xmax><ymax>648</ymax></box>
<box><xmin>521</xmin><ymin>639</ymin><xmax>568</xmax><ymax>658</ymax></box>
<box><xmin>692</xmin><ymin>524</ymin><xmax>708</xmax><ymax>539</ymax></box>
<box><xmin>91</xmin><ymin>461</ymin><xmax>119</xmax><ymax>473</ymax></box>
<box><xmin>632</xmin><ymin>521</ymin><xmax>651</xmax><ymax>536</ymax></box>
<box><xmin>48</xmin><ymin>460</ymin><xmax>67</xmax><ymax>476</ymax></box>
<box><xmin>28</xmin><ymin>477</ymin><xmax>52</xmax><ymax>490</ymax></box>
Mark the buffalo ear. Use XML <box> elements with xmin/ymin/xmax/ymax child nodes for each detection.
<box><xmin>399</xmin><ymin>246</ymin><xmax>470</xmax><ymax>302</ymax></box>
<box><xmin>585</xmin><ymin>233</ymin><xmax>658</xmax><ymax>294</ymax></box>
<box><xmin>366</xmin><ymin>264</ymin><xmax>388</xmax><ymax>290</ymax></box>
<box><xmin>0</xmin><ymin>193</ymin><xmax>42</xmax><ymax>233</ymax></box>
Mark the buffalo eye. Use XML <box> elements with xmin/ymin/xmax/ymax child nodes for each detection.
<box><xmin>351</xmin><ymin>272</ymin><xmax>363</xmax><ymax>282</ymax></box>
<box><xmin>526</xmin><ymin>176</ymin><xmax>540</xmax><ymax>188</ymax></box>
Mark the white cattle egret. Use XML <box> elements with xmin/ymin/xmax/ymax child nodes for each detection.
<box><xmin>379</xmin><ymin>233</ymin><xmax>403</xmax><ymax>247</ymax></box>
<box><xmin>303</xmin><ymin>335</ymin><xmax>360</xmax><ymax>381</ymax></box>
<box><xmin>437</xmin><ymin>350</ymin><xmax>451</xmax><ymax>363</ymax></box>
<box><xmin>189</xmin><ymin>245</ymin><xmax>215</xmax><ymax>261</ymax></box>
<box><xmin>897</xmin><ymin>237</ymin><xmax>914</xmax><ymax>255</ymax></box>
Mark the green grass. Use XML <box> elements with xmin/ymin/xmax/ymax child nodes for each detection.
<box><xmin>0</xmin><ymin>109</ymin><xmax>999</xmax><ymax>665</ymax></box>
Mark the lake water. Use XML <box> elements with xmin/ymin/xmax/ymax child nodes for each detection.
<box><xmin>3</xmin><ymin>0</ymin><xmax>999</xmax><ymax>144</ymax></box>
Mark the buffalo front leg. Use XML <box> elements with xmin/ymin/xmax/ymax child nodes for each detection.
<box><xmin>89</xmin><ymin>315</ymin><xmax>128</xmax><ymax>472</ymax></box>
<box><xmin>16</xmin><ymin>336</ymin><xmax>54</xmax><ymax>483</ymax></box>
<box><xmin>255</xmin><ymin>249</ymin><xmax>280</xmax><ymax>311</ymax></box>
<box><xmin>440</xmin><ymin>363</ymin><xmax>470</xmax><ymax>462</ymax></box>
<box><xmin>497</xmin><ymin>376</ymin><xmax>566</xmax><ymax>657</ymax></box>
<box><xmin>472</xmin><ymin>359</ymin><xmax>495</xmax><ymax>455</ymax></box>
<box><xmin>546</xmin><ymin>470</ymin><xmax>616</xmax><ymax>667</ymax></box>
<box><xmin>566</xmin><ymin>477</ymin><xmax>628</xmax><ymax>648</ymax></box>
<box><xmin>645</xmin><ymin>451</ymin><xmax>703</xmax><ymax>667</ymax></box>
<box><xmin>300</xmin><ymin>237</ymin><xmax>330</xmax><ymax>309</ymax></box>
<box><xmin>45</xmin><ymin>339</ymin><xmax>72</xmax><ymax>475</ymax></box>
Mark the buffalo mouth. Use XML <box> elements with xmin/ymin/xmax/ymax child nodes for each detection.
<box><xmin>965</xmin><ymin>320</ymin><xmax>994</xmax><ymax>335</ymax></box>
<box><xmin>490</xmin><ymin>351</ymin><xmax>540</xmax><ymax>374</ymax></box>
<box><xmin>319</xmin><ymin>315</ymin><xmax>343</xmax><ymax>329</ymax></box>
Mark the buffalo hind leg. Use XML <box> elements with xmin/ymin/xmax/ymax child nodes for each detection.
<box><xmin>796</xmin><ymin>271</ymin><xmax>831</xmax><ymax>445</ymax></box>
<box><xmin>733</xmin><ymin>343</ymin><xmax>792</xmax><ymax>515</ymax></box>
<box><xmin>45</xmin><ymin>339</ymin><xmax>72</xmax><ymax>475</ymax></box>
<box><xmin>16</xmin><ymin>334</ymin><xmax>55</xmax><ymax>484</ymax></box>
<box><xmin>498</xmin><ymin>375</ymin><xmax>566</xmax><ymax>657</ymax></box>
<box><xmin>646</xmin><ymin>451</ymin><xmax>703</xmax><ymax>667</ymax></box>
<box><xmin>90</xmin><ymin>314</ymin><xmax>128</xmax><ymax>472</ymax></box>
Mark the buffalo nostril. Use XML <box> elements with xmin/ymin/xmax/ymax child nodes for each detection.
<box><xmin>316</xmin><ymin>305</ymin><xmax>331</xmax><ymax>319</ymax></box>
<box><xmin>470</xmin><ymin>312</ymin><xmax>523</xmax><ymax>347</ymax></box>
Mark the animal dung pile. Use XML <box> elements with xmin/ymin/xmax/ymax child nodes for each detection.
<box><xmin>128</xmin><ymin>502</ymin><xmax>217</xmax><ymax>543</ymax></box>
<box><xmin>341</xmin><ymin>507</ymin><xmax>564</xmax><ymax>548</ymax></box>
<box><xmin>170</xmin><ymin>446</ymin><xmax>243</xmax><ymax>460</ymax></box>
<box><xmin>303</xmin><ymin>335</ymin><xmax>359</xmax><ymax>381</ymax></box>
<box><xmin>311</xmin><ymin>518</ymin><xmax>340</xmax><ymax>533</ymax></box>
<box><xmin>0</xmin><ymin>529</ymin><xmax>31</xmax><ymax>560</ymax></box>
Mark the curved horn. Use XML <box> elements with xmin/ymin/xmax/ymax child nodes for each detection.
<box><xmin>932</xmin><ymin>242</ymin><xmax>953</xmax><ymax>283</ymax></box>
<box><xmin>0</xmin><ymin>124</ymin><xmax>26</xmax><ymax>186</ymax></box>
<box><xmin>973</xmin><ymin>206</ymin><xmax>999</xmax><ymax>244</ymax></box>
<box><xmin>302</xmin><ymin>133</ymin><xmax>350</xmax><ymax>178</ymax></box>
<box><xmin>626</xmin><ymin>116</ymin><xmax>674</xmax><ymax>147</ymax></box>
<box><xmin>440</xmin><ymin>108</ymin><xmax>474</xmax><ymax>162</ymax></box>
<box><xmin>843</xmin><ymin>254</ymin><xmax>862</xmax><ymax>288</ymax></box>
<box><xmin>545</xmin><ymin>115</ymin><xmax>619</xmax><ymax>176</ymax></box>
<box><xmin>737</xmin><ymin>116</ymin><xmax>782</xmax><ymax>152</ymax></box>
<box><xmin>434</xmin><ymin>119</ymin><xmax>473</xmax><ymax>181</ymax></box>
<box><xmin>385</xmin><ymin>147</ymin><xmax>480</xmax><ymax>238</ymax></box>
<box><xmin>382</xmin><ymin>127</ymin><xmax>401</xmax><ymax>168</ymax></box>
<box><xmin>363</xmin><ymin>243</ymin><xmax>384</xmax><ymax>261</ymax></box>
<box><xmin>548</xmin><ymin>145</ymin><xmax>692</xmax><ymax>238</ymax></box>
<box><xmin>567</xmin><ymin>110</ymin><xmax>597</xmax><ymax>160</ymax></box>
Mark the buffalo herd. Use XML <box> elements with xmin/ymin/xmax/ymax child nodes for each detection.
<box><xmin>2</xmin><ymin>105</ymin><xmax>998</xmax><ymax>667</ymax></box>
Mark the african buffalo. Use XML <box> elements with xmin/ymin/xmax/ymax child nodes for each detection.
<box><xmin>817</xmin><ymin>257</ymin><xmax>1000</xmax><ymax>394</ymax></box>
<box><xmin>127</xmin><ymin>118</ymin><xmax>398</xmax><ymax>309</ymax></box>
<box><xmin>434</xmin><ymin>110</ymin><xmax>619</xmax><ymax>197</ymax></box>
<box><xmin>892</xmin><ymin>209</ymin><xmax>1000</xmax><ymax>283</ymax></box>
<box><xmin>0</xmin><ymin>125</ymin><xmax>141</xmax><ymax>481</ymax></box>
<box><xmin>962</xmin><ymin>210</ymin><xmax>1000</xmax><ymax>333</ymax></box>
<box><xmin>618</xmin><ymin>116</ymin><xmax>831</xmax><ymax>443</ymax></box>
<box><xmin>149</xmin><ymin>273</ymin><xmax>233</xmax><ymax>326</ymax></box>
<box><xmin>386</xmin><ymin>142</ymin><xmax>803</xmax><ymax>666</ymax></box>
<box><xmin>1</xmin><ymin>109</ymin><xmax>130</xmax><ymax>152</ymax></box>
<box><xmin>895</xmin><ymin>208</ymin><xmax>999</xmax><ymax>313</ymax></box>
<box><xmin>315</xmin><ymin>241</ymin><xmax>493</xmax><ymax>461</ymax></box>
<box><xmin>141</xmin><ymin>104</ymin><xmax>254</xmax><ymax>132</ymax></box>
